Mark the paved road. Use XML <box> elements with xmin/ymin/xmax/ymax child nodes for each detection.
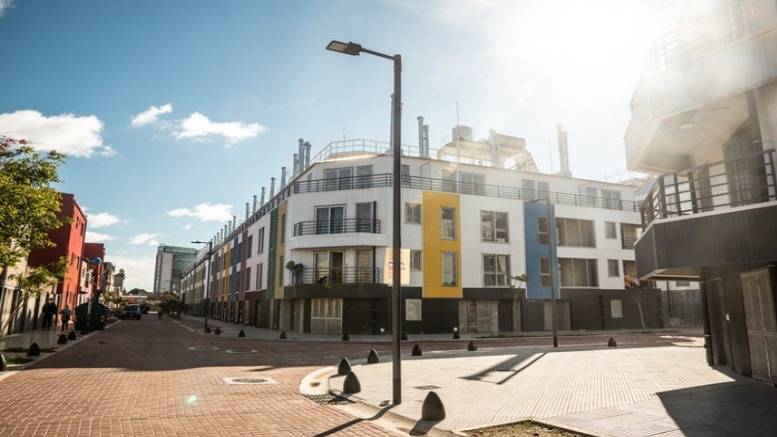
<box><xmin>0</xmin><ymin>317</ymin><xmax>706</xmax><ymax>436</ymax></box>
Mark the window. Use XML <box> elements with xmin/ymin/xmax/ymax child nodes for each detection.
<box><xmin>538</xmin><ymin>216</ymin><xmax>549</xmax><ymax>245</ymax></box>
<box><xmin>405</xmin><ymin>203</ymin><xmax>421</xmax><ymax>224</ymax></box>
<box><xmin>316</xmin><ymin>206</ymin><xmax>345</xmax><ymax>234</ymax></box>
<box><xmin>675</xmin><ymin>281</ymin><xmax>691</xmax><ymax>287</ymax></box>
<box><xmin>247</xmin><ymin>236</ymin><xmax>253</xmax><ymax>258</ymax></box>
<box><xmin>245</xmin><ymin>267</ymin><xmax>251</xmax><ymax>290</ymax></box>
<box><xmin>356</xmin><ymin>202</ymin><xmax>374</xmax><ymax>232</ymax></box>
<box><xmin>610</xmin><ymin>299</ymin><xmax>623</xmax><ymax>318</ymax></box>
<box><xmin>410</xmin><ymin>250</ymin><xmax>422</xmax><ymax>270</ymax></box>
<box><xmin>537</xmin><ymin>181</ymin><xmax>550</xmax><ymax>194</ymax></box>
<box><xmin>401</xmin><ymin>164</ymin><xmax>411</xmax><ymax>187</ymax></box>
<box><xmin>324</xmin><ymin>167</ymin><xmax>353</xmax><ymax>190</ymax></box>
<box><xmin>602</xmin><ymin>189</ymin><xmax>622</xmax><ymax>210</ymax></box>
<box><xmin>558</xmin><ymin>258</ymin><xmax>598</xmax><ymax>287</ymax></box>
<box><xmin>440</xmin><ymin>207</ymin><xmax>456</xmax><ymax>240</ymax></box>
<box><xmin>556</xmin><ymin>218</ymin><xmax>596</xmax><ymax>247</ymax></box>
<box><xmin>257</xmin><ymin>227</ymin><xmax>265</xmax><ymax>254</ymax></box>
<box><xmin>483</xmin><ymin>254</ymin><xmax>510</xmax><ymax>286</ymax></box>
<box><xmin>356</xmin><ymin>165</ymin><xmax>373</xmax><ymax>188</ymax></box>
<box><xmin>605</xmin><ymin>222</ymin><xmax>617</xmax><ymax>239</ymax></box>
<box><xmin>279</xmin><ymin>256</ymin><xmax>284</xmax><ymax>285</ymax></box>
<box><xmin>481</xmin><ymin>211</ymin><xmax>509</xmax><ymax>242</ymax></box>
<box><xmin>405</xmin><ymin>299</ymin><xmax>422</xmax><ymax>321</ymax></box>
<box><xmin>458</xmin><ymin>171</ymin><xmax>485</xmax><ymax>195</ymax></box>
<box><xmin>539</xmin><ymin>257</ymin><xmax>553</xmax><ymax>287</ymax></box>
<box><xmin>441</xmin><ymin>252</ymin><xmax>457</xmax><ymax>286</ymax></box>
<box><xmin>607</xmin><ymin>259</ymin><xmax>620</xmax><ymax>277</ymax></box>
<box><xmin>256</xmin><ymin>263</ymin><xmax>263</xmax><ymax>289</ymax></box>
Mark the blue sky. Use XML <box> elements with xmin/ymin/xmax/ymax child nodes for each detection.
<box><xmin>0</xmin><ymin>0</ymin><xmax>679</xmax><ymax>290</ymax></box>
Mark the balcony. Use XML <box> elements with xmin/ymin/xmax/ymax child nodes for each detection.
<box><xmin>641</xmin><ymin>149</ymin><xmax>777</xmax><ymax>226</ymax></box>
<box><xmin>292</xmin><ymin>218</ymin><xmax>381</xmax><ymax>236</ymax></box>
<box><xmin>625</xmin><ymin>6</ymin><xmax>777</xmax><ymax>173</ymax></box>
<box><xmin>294</xmin><ymin>267</ymin><xmax>381</xmax><ymax>285</ymax></box>
<box><xmin>635</xmin><ymin>149</ymin><xmax>777</xmax><ymax>280</ymax></box>
<box><xmin>294</xmin><ymin>174</ymin><xmax>639</xmax><ymax>212</ymax></box>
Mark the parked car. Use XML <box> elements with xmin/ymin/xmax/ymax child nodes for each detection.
<box><xmin>117</xmin><ymin>304</ymin><xmax>142</xmax><ymax>320</ymax></box>
<box><xmin>140</xmin><ymin>304</ymin><xmax>150</xmax><ymax>314</ymax></box>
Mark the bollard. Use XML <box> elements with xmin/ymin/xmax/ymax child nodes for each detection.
<box><xmin>0</xmin><ymin>353</ymin><xmax>5</xmax><ymax>371</ymax></box>
<box><xmin>467</xmin><ymin>340</ymin><xmax>477</xmax><ymax>351</ymax></box>
<box><xmin>57</xmin><ymin>334</ymin><xmax>68</xmax><ymax>345</ymax></box>
<box><xmin>214</xmin><ymin>327</ymin><xmax>222</xmax><ymax>335</ymax></box>
<box><xmin>342</xmin><ymin>332</ymin><xmax>350</xmax><ymax>341</ymax></box>
<box><xmin>412</xmin><ymin>343</ymin><xmax>422</xmax><ymax>356</ymax></box>
<box><xmin>27</xmin><ymin>343</ymin><xmax>41</xmax><ymax>357</ymax></box>
<box><xmin>279</xmin><ymin>331</ymin><xmax>287</xmax><ymax>339</ymax></box>
<box><xmin>367</xmin><ymin>349</ymin><xmax>380</xmax><ymax>364</ymax></box>
<box><xmin>80</xmin><ymin>327</ymin><xmax>89</xmax><ymax>336</ymax></box>
<box><xmin>343</xmin><ymin>371</ymin><xmax>361</xmax><ymax>394</ymax></box>
<box><xmin>67</xmin><ymin>331</ymin><xmax>76</xmax><ymax>341</ymax></box>
<box><xmin>608</xmin><ymin>337</ymin><xmax>617</xmax><ymax>347</ymax></box>
<box><xmin>238</xmin><ymin>329</ymin><xmax>245</xmax><ymax>338</ymax></box>
<box><xmin>337</xmin><ymin>358</ymin><xmax>352</xmax><ymax>376</ymax></box>
<box><xmin>421</xmin><ymin>391</ymin><xmax>446</xmax><ymax>421</ymax></box>
<box><xmin>453</xmin><ymin>331</ymin><xmax>460</xmax><ymax>340</ymax></box>
<box><xmin>401</xmin><ymin>333</ymin><xmax>408</xmax><ymax>341</ymax></box>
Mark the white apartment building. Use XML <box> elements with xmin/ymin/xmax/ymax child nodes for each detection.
<box><xmin>183</xmin><ymin>130</ymin><xmax>659</xmax><ymax>336</ymax></box>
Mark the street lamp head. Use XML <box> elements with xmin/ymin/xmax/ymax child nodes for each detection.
<box><xmin>326</xmin><ymin>40</ymin><xmax>361</xmax><ymax>56</ymax></box>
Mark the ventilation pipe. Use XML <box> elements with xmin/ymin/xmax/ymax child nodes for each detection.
<box><xmin>223</xmin><ymin>224</ymin><xmax>227</xmax><ymax>239</ymax></box>
<box><xmin>281</xmin><ymin>166</ymin><xmax>287</xmax><ymax>188</ymax></box>
<box><xmin>418</xmin><ymin>116</ymin><xmax>429</xmax><ymax>158</ymax></box>
<box><xmin>260</xmin><ymin>187</ymin><xmax>266</xmax><ymax>207</ymax></box>
<box><xmin>489</xmin><ymin>129</ymin><xmax>500</xmax><ymax>168</ymax></box>
<box><xmin>252</xmin><ymin>195</ymin><xmax>257</xmax><ymax>213</ymax></box>
<box><xmin>232</xmin><ymin>215</ymin><xmax>236</xmax><ymax>232</ymax></box>
<box><xmin>304</xmin><ymin>141</ymin><xmax>312</xmax><ymax>169</ymax></box>
<box><xmin>556</xmin><ymin>124</ymin><xmax>571</xmax><ymax>177</ymax></box>
<box><xmin>293</xmin><ymin>154</ymin><xmax>299</xmax><ymax>177</ymax></box>
<box><xmin>298</xmin><ymin>139</ymin><xmax>306</xmax><ymax>172</ymax></box>
<box><xmin>245</xmin><ymin>202</ymin><xmax>249</xmax><ymax>221</ymax></box>
<box><xmin>270</xmin><ymin>177</ymin><xmax>276</xmax><ymax>198</ymax></box>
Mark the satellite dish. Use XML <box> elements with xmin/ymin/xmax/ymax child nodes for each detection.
<box><xmin>91</xmin><ymin>257</ymin><xmax>102</xmax><ymax>265</ymax></box>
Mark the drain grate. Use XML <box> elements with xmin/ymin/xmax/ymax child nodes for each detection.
<box><xmin>188</xmin><ymin>346</ymin><xmax>220</xmax><ymax>351</ymax></box>
<box><xmin>225</xmin><ymin>348</ymin><xmax>258</xmax><ymax>354</ymax></box>
<box><xmin>303</xmin><ymin>393</ymin><xmax>355</xmax><ymax>405</ymax></box>
<box><xmin>413</xmin><ymin>385</ymin><xmax>441</xmax><ymax>390</ymax></box>
<box><xmin>223</xmin><ymin>376</ymin><xmax>278</xmax><ymax>385</ymax></box>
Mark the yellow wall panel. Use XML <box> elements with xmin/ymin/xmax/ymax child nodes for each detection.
<box><xmin>422</xmin><ymin>191</ymin><xmax>462</xmax><ymax>298</ymax></box>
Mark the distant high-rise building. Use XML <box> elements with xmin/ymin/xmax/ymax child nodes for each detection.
<box><xmin>153</xmin><ymin>245</ymin><xmax>197</xmax><ymax>295</ymax></box>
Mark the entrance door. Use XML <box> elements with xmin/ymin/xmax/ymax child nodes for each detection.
<box><xmin>741</xmin><ymin>269</ymin><xmax>777</xmax><ymax>382</ymax></box>
<box><xmin>707</xmin><ymin>278</ymin><xmax>731</xmax><ymax>366</ymax></box>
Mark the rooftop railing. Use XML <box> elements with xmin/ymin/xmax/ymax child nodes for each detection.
<box><xmin>294</xmin><ymin>173</ymin><xmax>639</xmax><ymax>212</ymax></box>
<box><xmin>641</xmin><ymin>148</ymin><xmax>777</xmax><ymax>226</ymax></box>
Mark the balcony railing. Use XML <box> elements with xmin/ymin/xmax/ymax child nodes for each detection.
<box><xmin>641</xmin><ymin>148</ymin><xmax>777</xmax><ymax>226</ymax></box>
<box><xmin>292</xmin><ymin>218</ymin><xmax>381</xmax><ymax>236</ymax></box>
<box><xmin>293</xmin><ymin>267</ymin><xmax>381</xmax><ymax>285</ymax></box>
<box><xmin>294</xmin><ymin>174</ymin><xmax>639</xmax><ymax>212</ymax></box>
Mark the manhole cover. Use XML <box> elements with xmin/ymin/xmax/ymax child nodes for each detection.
<box><xmin>225</xmin><ymin>348</ymin><xmax>258</xmax><ymax>354</ymax></box>
<box><xmin>413</xmin><ymin>385</ymin><xmax>441</xmax><ymax>390</ymax></box>
<box><xmin>188</xmin><ymin>346</ymin><xmax>220</xmax><ymax>351</ymax></box>
<box><xmin>303</xmin><ymin>393</ymin><xmax>354</xmax><ymax>405</ymax></box>
<box><xmin>223</xmin><ymin>376</ymin><xmax>278</xmax><ymax>385</ymax></box>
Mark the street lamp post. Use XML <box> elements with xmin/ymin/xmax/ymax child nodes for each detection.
<box><xmin>327</xmin><ymin>40</ymin><xmax>403</xmax><ymax>405</ymax></box>
<box><xmin>192</xmin><ymin>240</ymin><xmax>213</xmax><ymax>332</ymax></box>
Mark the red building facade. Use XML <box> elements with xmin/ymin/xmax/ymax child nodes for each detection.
<box><xmin>28</xmin><ymin>193</ymin><xmax>87</xmax><ymax>311</ymax></box>
<box><xmin>82</xmin><ymin>242</ymin><xmax>106</xmax><ymax>300</ymax></box>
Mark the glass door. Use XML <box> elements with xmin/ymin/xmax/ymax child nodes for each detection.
<box><xmin>356</xmin><ymin>249</ymin><xmax>373</xmax><ymax>283</ymax></box>
<box><xmin>315</xmin><ymin>206</ymin><xmax>345</xmax><ymax>234</ymax></box>
<box><xmin>356</xmin><ymin>202</ymin><xmax>373</xmax><ymax>233</ymax></box>
<box><xmin>330</xmin><ymin>252</ymin><xmax>344</xmax><ymax>284</ymax></box>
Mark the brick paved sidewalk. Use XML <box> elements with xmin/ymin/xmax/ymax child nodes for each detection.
<box><xmin>0</xmin><ymin>316</ymin><xmax>397</xmax><ymax>436</ymax></box>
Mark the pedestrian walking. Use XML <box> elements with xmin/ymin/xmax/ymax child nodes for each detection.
<box><xmin>41</xmin><ymin>300</ymin><xmax>57</xmax><ymax>330</ymax></box>
<box><xmin>60</xmin><ymin>305</ymin><xmax>72</xmax><ymax>332</ymax></box>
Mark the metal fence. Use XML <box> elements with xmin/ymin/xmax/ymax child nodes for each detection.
<box><xmin>294</xmin><ymin>267</ymin><xmax>381</xmax><ymax>285</ymax></box>
<box><xmin>293</xmin><ymin>218</ymin><xmax>381</xmax><ymax>236</ymax></box>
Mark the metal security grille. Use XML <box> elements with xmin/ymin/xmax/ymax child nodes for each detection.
<box><xmin>302</xmin><ymin>394</ymin><xmax>354</xmax><ymax>405</ymax></box>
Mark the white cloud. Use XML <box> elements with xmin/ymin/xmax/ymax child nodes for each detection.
<box><xmin>175</xmin><ymin>112</ymin><xmax>265</xmax><ymax>144</ymax></box>
<box><xmin>0</xmin><ymin>110</ymin><xmax>113</xmax><ymax>158</ymax></box>
<box><xmin>131</xmin><ymin>103</ymin><xmax>173</xmax><ymax>127</ymax></box>
<box><xmin>104</xmin><ymin>254</ymin><xmax>155</xmax><ymax>291</ymax></box>
<box><xmin>0</xmin><ymin>0</ymin><xmax>12</xmax><ymax>18</ymax></box>
<box><xmin>130</xmin><ymin>233</ymin><xmax>162</xmax><ymax>246</ymax></box>
<box><xmin>87</xmin><ymin>212</ymin><xmax>122</xmax><ymax>228</ymax></box>
<box><xmin>168</xmin><ymin>202</ymin><xmax>232</xmax><ymax>222</ymax></box>
<box><xmin>182</xmin><ymin>223</ymin><xmax>194</xmax><ymax>230</ymax></box>
<box><xmin>85</xmin><ymin>231</ymin><xmax>116</xmax><ymax>243</ymax></box>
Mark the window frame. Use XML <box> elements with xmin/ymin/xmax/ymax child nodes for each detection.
<box><xmin>607</xmin><ymin>259</ymin><xmax>620</xmax><ymax>277</ymax></box>
<box><xmin>538</xmin><ymin>216</ymin><xmax>549</xmax><ymax>245</ymax></box>
<box><xmin>405</xmin><ymin>203</ymin><xmax>421</xmax><ymax>224</ymax></box>
<box><xmin>610</xmin><ymin>299</ymin><xmax>623</xmax><ymax>318</ymax></box>
<box><xmin>441</xmin><ymin>252</ymin><xmax>457</xmax><ymax>287</ymax></box>
<box><xmin>539</xmin><ymin>256</ymin><xmax>552</xmax><ymax>287</ymax></box>
<box><xmin>605</xmin><ymin>221</ymin><xmax>617</xmax><ymax>239</ymax></box>
<box><xmin>410</xmin><ymin>250</ymin><xmax>422</xmax><ymax>270</ymax></box>
<box><xmin>440</xmin><ymin>207</ymin><xmax>456</xmax><ymax>240</ymax></box>
<box><xmin>480</xmin><ymin>210</ymin><xmax>509</xmax><ymax>243</ymax></box>
<box><xmin>482</xmin><ymin>254</ymin><xmax>510</xmax><ymax>287</ymax></box>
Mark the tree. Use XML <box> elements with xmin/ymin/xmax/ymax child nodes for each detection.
<box><xmin>0</xmin><ymin>136</ymin><xmax>66</xmax><ymax>298</ymax></box>
<box><xmin>158</xmin><ymin>292</ymin><xmax>190</xmax><ymax>319</ymax></box>
<box><xmin>0</xmin><ymin>257</ymin><xmax>67</xmax><ymax>337</ymax></box>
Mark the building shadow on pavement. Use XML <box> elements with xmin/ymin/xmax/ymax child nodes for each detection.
<box><xmin>657</xmin><ymin>373</ymin><xmax>777</xmax><ymax>437</ymax></box>
<box><xmin>311</xmin><ymin>404</ymin><xmax>396</xmax><ymax>437</ymax></box>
